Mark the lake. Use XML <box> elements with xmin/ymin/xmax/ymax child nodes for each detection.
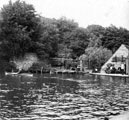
<box><xmin>0</xmin><ymin>73</ymin><xmax>129</xmax><ymax>120</ymax></box>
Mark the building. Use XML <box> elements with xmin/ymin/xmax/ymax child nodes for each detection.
<box><xmin>101</xmin><ymin>44</ymin><xmax>129</xmax><ymax>74</ymax></box>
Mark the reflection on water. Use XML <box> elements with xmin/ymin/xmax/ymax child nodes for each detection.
<box><xmin>0</xmin><ymin>74</ymin><xmax>129</xmax><ymax>120</ymax></box>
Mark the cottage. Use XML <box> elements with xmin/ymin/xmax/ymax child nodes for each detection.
<box><xmin>101</xmin><ymin>44</ymin><xmax>129</xmax><ymax>74</ymax></box>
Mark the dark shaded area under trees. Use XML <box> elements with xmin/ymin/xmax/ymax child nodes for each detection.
<box><xmin>0</xmin><ymin>0</ymin><xmax>129</xmax><ymax>72</ymax></box>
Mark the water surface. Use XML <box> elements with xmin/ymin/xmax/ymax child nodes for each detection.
<box><xmin>0</xmin><ymin>73</ymin><xmax>129</xmax><ymax>120</ymax></box>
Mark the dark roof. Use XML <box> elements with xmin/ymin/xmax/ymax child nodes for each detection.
<box><xmin>124</xmin><ymin>44</ymin><xmax>129</xmax><ymax>50</ymax></box>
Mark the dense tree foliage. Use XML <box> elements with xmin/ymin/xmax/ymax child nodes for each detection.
<box><xmin>37</xmin><ymin>19</ymin><xmax>59</xmax><ymax>59</ymax></box>
<box><xmin>69</xmin><ymin>28</ymin><xmax>89</xmax><ymax>58</ymax></box>
<box><xmin>55</xmin><ymin>17</ymin><xmax>79</xmax><ymax>58</ymax></box>
<box><xmin>39</xmin><ymin>17</ymin><xmax>89</xmax><ymax>59</ymax></box>
<box><xmin>84</xmin><ymin>47</ymin><xmax>112</xmax><ymax>69</ymax></box>
<box><xmin>0</xmin><ymin>0</ymin><xmax>129</xmax><ymax>70</ymax></box>
<box><xmin>101</xmin><ymin>25</ymin><xmax>129</xmax><ymax>52</ymax></box>
<box><xmin>87</xmin><ymin>25</ymin><xmax>105</xmax><ymax>47</ymax></box>
<box><xmin>0</xmin><ymin>0</ymin><xmax>41</xmax><ymax>60</ymax></box>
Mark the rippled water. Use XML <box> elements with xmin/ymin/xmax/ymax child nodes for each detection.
<box><xmin>0</xmin><ymin>73</ymin><xmax>129</xmax><ymax>120</ymax></box>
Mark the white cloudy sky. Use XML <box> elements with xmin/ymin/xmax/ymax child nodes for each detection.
<box><xmin>0</xmin><ymin>0</ymin><xmax>129</xmax><ymax>29</ymax></box>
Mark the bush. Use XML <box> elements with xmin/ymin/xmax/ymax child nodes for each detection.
<box><xmin>85</xmin><ymin>47</ymin><xmax>112</xmax><ymax>70</ymax></box>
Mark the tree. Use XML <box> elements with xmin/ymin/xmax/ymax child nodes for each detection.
<box><xmin>86</xmin><ymin>25</ymin><xmax>105</xmax><ymax>48</ymax></box>
<box><xmin>36</xmin><ymin>17</ymin><xmax>78</xmax><ymax>59</ymax></box>
<box><xmin>37</xmin><ymin>20</ymin><xmax>59</xmax><ymax>59</ymax></box>
<box><xmin>56</xmin><ymin>17</ymin><xmax>79</xmax><ymax>58</ymax></box>
<box><xmin>84</xmin><ymin>47</ymin><xmax>112</xmax><ymax>69</ymax></box>
<box><xmin>69</xmin><ymin>28</ymin><xmax>89</xmax><ymax>58</ymax></box>
<box><xmin>56</xmin><ymin>17</ymin><xmax>78</xmax><ymax>44</ymax></box>
<box><xmin>39</xmin><ymin>17</ymin><xmax>89</xmax><ymax>59</ymax></box>
<box><xmin>101</xmin><ymin>25</ymin><xmax>129</xmax><ymax>52</ymax></box>
<box><xmin>0</xmin><ymin>0</ymin><xmax>41</xmax><ymax>61</ymax></box>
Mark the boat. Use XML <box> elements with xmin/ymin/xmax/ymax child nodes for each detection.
<box><xmin>5</xmin><ymin>71</ymin><xmax>19</xmax><ymax>75</ymax></box>
<box><xmin>5</xmin><ymin>70</ymin><xmax>33</xmax><ymax>77</ymax></box>
<box><xmin>5</xmin><ymin>68</ymin><xmax>21</xmax><ymax>76</ymax></box>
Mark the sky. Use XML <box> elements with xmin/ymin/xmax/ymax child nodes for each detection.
<box><xmin>0</xmin><ymin>0</ymin><xmax>129</xmax><ymax>29</ymax></box>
